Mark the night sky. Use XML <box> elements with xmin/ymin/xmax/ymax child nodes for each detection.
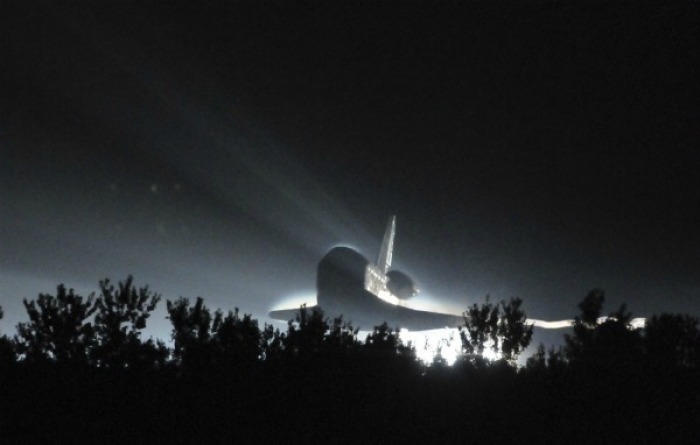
<box><xmin>2</xmin><ymin>0</ymin><xmax>698</xmax><ymax>344</ymax></box>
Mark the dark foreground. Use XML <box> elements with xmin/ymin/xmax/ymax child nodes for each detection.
<box><xmin>2</xmin><ymin>282</ymin><xmax>698</xmax><ymax>442</ymax></box>
<box><xmin>2</xmin><ymin>360</ymin><xmax>698</xmax><ymax>443</ymax></box>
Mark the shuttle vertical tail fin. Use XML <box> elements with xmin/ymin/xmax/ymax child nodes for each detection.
<box><xmin>377</xmin><ymin>215</ymin><xmax>396</xmax><ymax>274</ymax></box>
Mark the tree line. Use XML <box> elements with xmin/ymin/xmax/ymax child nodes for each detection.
<box><xmin>1</xmin><ymin>277</ymin><xmax>699</xmax><ymax>442</ymax></box>
<box><xmin>0</xmin><ymin>277</ymin><xmax>698</xmax><ymax>374</ymax></box>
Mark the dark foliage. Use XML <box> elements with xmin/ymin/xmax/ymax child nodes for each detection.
<box><xmin>498</xmin><ymin>297</ymin><xmax>534</xmax><ymax>362</ymax></box>
<box><xmin>91</xmin><ymin>277</ymin><xmax>167</xmax><ymax>370</ymax></box>
<box><xmin>0</xmin><ymin>306</ymin><xmax>16</xmax><ymax>370</ymax></box>
<box><xmin>644</xmin><ymin>313</ymin><xmax>700</xmax><ymax>370</ymax></box>
<box><xmin>280</xmin><ymin>304</ymin><xmax>330</xmax><ymax>360</ymax></box>
<box><xmin>460</xmin><ymin>296</ymin><xmax>534</xmax><ymax>363</ymax></box>
<box><xmin>460</xmin><ymin>295</ymin><xmax>499</xmax><ymax>357</ymax></box>
<box><xmin>166</xmin><ymin>296</ymin><xmax>217</xmax><ymax>371</ymax></box>
<box><xmin>565</xmin><ymin>290</ymin><xmax>644</xmax><ymax>373</ymax></box>
<box><xmin>2</xmin><ymin>280</ymin><xmax>699</xmax><ymax>442</ymax></box>
<box><xmin>14</xmin><ymin>285</ymin><xmax>98</xmax><ymax>365</ymax></box>
<box><xmin>211</xmin><ymin>307</ymin><xmax>266</xmax><ymax>368</ymax></box>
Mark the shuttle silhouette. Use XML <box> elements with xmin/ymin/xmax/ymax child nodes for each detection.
<box><xmin>270</xmin><ymin>216</ymin><xmax>463</xmax><ymax>330</ymax></box>
<box><xmin>270</xmin><ymin>216</ymin><xmax>648</xmax><ymax>331</ymax></box>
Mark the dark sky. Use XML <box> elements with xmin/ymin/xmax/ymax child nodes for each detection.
<box><xmin>1</xmin><ymin>0</ymin><xmax>698</xmax><ymax>342</ymax></box>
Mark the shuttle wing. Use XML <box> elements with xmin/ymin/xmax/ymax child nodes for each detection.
<box><xmin>269</xmin><ymin>306</ymin><xmax>320</xmax><ymax>323</ymax></box>
<box><xmin>269</xmin><ymin>302</ymin><xmax>463</xmax><ymax>331</ymax></box>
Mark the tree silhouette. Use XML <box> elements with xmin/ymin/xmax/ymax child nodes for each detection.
<box><xmin>644</xmin><ymin>313</ymin><xmax>699</xmax><ymax>370</ymax></box>
<box><xmin>364</xmin><ymin>322</ymin><xmax>400</xmax><ymax>353</ymax></box>
<box><xmin>324</xmin><ymin>315</ymin><xmax>361</xmax><ymax>359</ymax></box>
<box><xmin>460</xmin><ymin>296</ymin><xmax>533</xmax><ymax>364</ymax></box>
<box><xmin>91</xmin><ymin>276</ymin><xmax>167</xmax><ymax>370</ymax></box>
<box><xmin>210</xmin><ymin>307</ymin><xmax>264</xmax><ymax>368</ymax></box>
<box><xmin>363</xmin><ymin>322</ymin><xmax>416</xmax><ymax>367</ymax></box>
<box><xmin>498</xmin><ymin>297</ymin><xmax>534</xmax><ymax>362</ymax></box>
<box><xmin>15</xmin><ymin>285</ymin><xmax>98</xmax><ymax>365</ymax></box>
<box><xmin>260</xmin><ymin>322</ymin><xmax>285</xmax><ymax>364</ymax></box>
<box><xmin>565</xmin><ymin>290</ymin><xmax>642</xmax><ymax>371</ymax></box>
<box><xmin>0</xmin><ymin>306</ymin><xmax>16</xmax><ymax>369</ymax></box>
<box><xmin>460</xmin><ymin>296</ymin><xmax>499</xmax><ymax>360</ymax></box>
<box><xmin>525</xmin><ymin>343</ymin><xmax>547</xmax><ymax>374</ymax></box>
<box><xmin>525</xmin><ymin>343</ymin><xmax>566</xmax><ymax>376</ymax></box>
<box><xmin>3</xmin><ymin>277</ymin><xmax>700</xmax><ymax>443</ymax></box>
<box><xmin>270</xmin><ymin>306</ymin><xmax>413</xmax><ymax>367</ymax></box>
<box><xmin>546</xmin><ymin>345</ymin><xmax>567</xmax><ymax>376</ymax></box>
<box><xmin>281</xmin><ymin>305</ymin><xmax>329</xmax><ymax>360</ymax></box>
<box><xmin>166</xmin><ymin>296</ymin><xmax>216</xmax><ymax>370</ymax></box>
<box><xmin>564</xmin><ymin>289</ymin><xmax>605</xmax><ymax>363</ymax></box>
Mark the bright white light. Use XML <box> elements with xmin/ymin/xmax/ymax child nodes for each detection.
<box><xmin>375</xmin><ymin>288</ymin><xmax>402</xmax><ymax>306</ymax></box>
<box><xmin>271</xmin><ymin>292</ymin><xmax>317</xmax><ymax>311</ymax></box>
<box><xmin>399</xmin><ymin>328</ymin><xmax>465</xmax><ymax>366</ymax></box>
<box><xmin>630</xmin><ymin>318</ymin><xmax>646</xmax><ymax>329</ymax></box>
<box><xmin>398</xmin><ymin>316</ymin><xmax>649</xmax><ymax>366</ymax></box>
<box><xmin>480</xmin><ymin>342</ymin><xmax>502</xmax><ymax>362</ymax></box>
<box><xmin>527</xmin><ymin>317</ymin><xmax>647</xmax><ymax>330</ymax></box>
<box><xmin>527</xmin><ymin>318</ymin><xmax>575</xmax><ymax>329</ymax></box>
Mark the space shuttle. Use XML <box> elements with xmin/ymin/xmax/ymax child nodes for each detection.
<box><xmin>269</xmin><ymin>216</ymin><xmax>464</xmax><ymax>331</ymax></box>
<box><xmin>270</xmin><ymin>216</ymin><xmax>648</xmax><ymax>331</ymax></box>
